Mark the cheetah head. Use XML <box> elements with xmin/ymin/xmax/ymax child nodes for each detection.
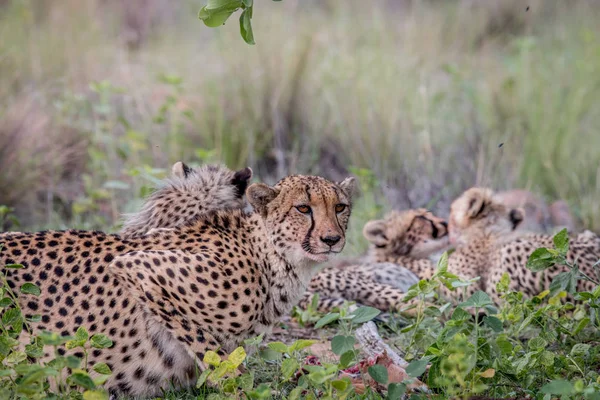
<box><xmin>246</xmin><ymin>175</ymin><xmax>357</xmax><ymax>265</ymax></box>
<box><xmin>363</xmin><ymin>208</ymin><xmax>449</xmax><ymax>259</ymax></box>
<box><xmin>448</xmin><ymin>187</ymin><xmax>525</xmax><ymax>246</ymax></box>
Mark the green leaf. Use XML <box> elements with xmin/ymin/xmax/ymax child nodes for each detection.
<box><xmin>526</xmin><ymin>248</ymin><xmax>557</xmax><ymax>272</ymax></box>
<box><xmin>540</xmin><ymin>380</ymin><xmax>575</xmax><ymax>396</ymax></box>
<box><xmin>267</xmin><ymin>341</ymin><xmax>289</xmax><ymax>354</ymax></box>
<box><xmin>0</xmin><ymin>297</ymin><xmax>12</xmax><ymax>307</ymax></box>
<box><xmin>239</xmin><ymin>8</ymin><xmax>255</xmax><ymax>45</ymax></box>
<box><xmin>66</xmin><ymin>355</ymin><xmax>82</xmax><ymax>369</ymax></box>
<box><xmin>196</xmin><ymin>369</ymin><xmax>211</xmax><ymax>388</ymax></box>
<box><xmin>93</xmin><ymin>362</ymin><xmax>112</xmax><ymax>375</ymax></box>
<box><xmin>339</xmin><ymin>350</ymin><xmax>356</xmax><ymax>369</ymax></box>
<box><xmin>496</xmin><ymin>336</ymin><xmax>513</xmax><ymax>355</ymax></box>
<box><xmin>2</xmin><ymin>308</ymin><xmax>21</xmax><ymax>326</ymax></box>
<box><xmin>436</xmin><ymin>251</ymin><xmax>449</xmax><ymax>274</ymax></box>
<box><xmin>451</xmin><ymin>307</ymin><xmax>471</xmax><ymax>321</ymax></box>
<box><xmin>496</xmin><ymin>272</ymin><xmax>511</xmax><ymax>293</ymax></box>
<box><xmin>570</xmin><ymin>343</ymin><xmax>591</xmax><ymax>359</ymax></box>
<box><xmin>198</xmin><ymin>0</ymin><xmax>242</xmax><ymax>27</ymax></box>
<box><xmin>553</xmin><ymin>228</ymin><xmax>569</xmax><ymax>255</ymax></box>
<box><xmin>368</xmin><ymin>364</ymin><xmax>388</xmax><ymax>385</ymax></box>
<box><xmin>289</xmin><ymin>339</ymin><xmax>316</xmax><ymax>353</ymax></box>
<box><xmin>90</xmin><ymin>334</ymin><xmax>113</xmax><ymax>349</ymax></box>
<box><xmin>210</xmin><ymin>360</ymin><xmax>235</xmax><ymax>381</ymax></box>
<box><xmin>204</xmin><ymin>350</ymin><xmax>222</xmax><ymax>367</ymax></box>
<box><xmin>25</xmin><ymin>340</ymin><xmax>44</xmax><ymax>358</ymax></box>
<box><xmin>281</xmin><ymin>358</ymin><xmax>300</xmax><ymax>380</ymax></box>
<box><xmin>237</xmin><ymin>371</ymin><xmax>254</xmax><ymax>391</ymax></box>
<box><xmin>5</xmin><ymin>351</ymin><xmax>27</xmax><ymax>364</ymax></box>
<box><xmin>243</xmin><ymin>333</ymin><xmax>264</xmax><ymax>346</ymax></box>
<box><xmin>259</xmin><ymin>347</ymin><xmax>282</xmax><ymax>361</ymax></box>
<box><xmin>83</xmin><ymin>390</ymin><xmax>109</xmax><ymax>400</ymax></box>
<box><xmin>350</xmin><ymin>306</ymin><xmax>381</xmax><ymax>324</ymax></box>
<box><xmin>528</xmin><ymin>337</ymin><xmax>547</xmax><ymax>351</ymax></box>
<box><xmin>387</xmin><ymin>383</ymin><xmax>407</xmax><ymax>399</ymax></box>
<box><xmin>26</xmin><ymin>314</ymin><xmax>41</xmax><ymax>323</ymax></box>
<box><xmin>406</xmin><ymin>357</ymin><xmax>430</xmax><ymax>378</ymax></box>
<box><xmin>314</xmin><ymin>312</ymin><xmax>340</xmax><ymax>329</ymax></box>
<box><xmin>483</xmin><ymin>316</ymin><xmax>503</xmax><ymax>333</ymax></box>
<box><xmin>228</xmin><ymin>346</ymin><xmax>246</xmax><ymax>367</ymax></box>
<box><xmin>549</xmin><ymin>270</ymin><xmax>578</xmax><ymax>296</ymax></box>
<box><xmin>460</xmin><ymin>291</ymin><xmax>492</xmax><ymax>308</ymax></box>
<box><xmin>68</xmin><ymin>372</ymin><xmax>96</xmax><ymax>390</ymax></box>
<box><xmin>67</xmin><ymin>326</ymin><xmax>90</xmax><ymax>349</ymax></box>
<box><xmin>573</xmin><ymin>317</ymin><xmax>590</xmax><ymax>335</ymax></box>
<box><xmin>287</xmin><ymin>387</ymin><xmax>303</xmax><ymax>400</ymax></box>
<box><xmin>246</xmin><ymin>383</ymin><xmax>271</xmax><ymax>399</ymax></box>
<box><xmin>331</xmin><ymin>378</ymin><xmax>350</xmax><ymax>392</ymax></box>
<box><xmin>331</xmin><ymin>335</ymin><xmax>355</xmax><ymax>356</ymax></box>
<box><xmin>0</xmin><ymin>369</ymin><xmax>14</xmax><ymax>377</ymax></box>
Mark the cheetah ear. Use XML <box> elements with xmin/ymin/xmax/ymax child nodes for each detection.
<box><xmin>172</xmin><ymin>161</ymin><xmax>192</xmax><ymax>179</ymax></box>
<box><xmin>466</xmin><ymin>195</ymin><xmax>488</xmax><ymax>219</ymax></box>
<box><xmin>338</xmin><ymin>177</ymin><xmax>357</xmax><ymax>201</ymax></box>
<box><xmin>231</xmin><ymin>167</ymin><xmax>253</xmax><ymax>198</ymax></box>
<box><xmin>363</xmin><ymin>219</ymin><xmax>389</xmax><ymax>247</ymax></box>
<box><xmin>509</xmin><ymin>208</ymin><xmax>524</xmax><ymax>230</ymax></box>
<box><xmin>246</xmin><ymin>183</ymin><xmax>279</xmax><ymax>216</ymax></box>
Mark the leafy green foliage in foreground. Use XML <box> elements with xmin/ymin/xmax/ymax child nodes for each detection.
<box><xmin>0</xmin><ymin>246</ymin><xmax>113</xmax><ymax>400</ymax></box>
<box><xmin>198</xmin><ymin>0</ymin><xmax>283</xmax><ymax>45</ymax></box>
<box><xmin>2</xmin><ymin>231</ymin><xmax>600</xmax><ymax>399</ymax></box>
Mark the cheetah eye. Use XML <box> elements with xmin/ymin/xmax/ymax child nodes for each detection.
<box><xmin>296</xmin><ymin>205</ymin><xmax>311</xmax><ymax>214</ymax></box>
<box><xmin>335</xmin><ymin>204</ymin><xmax>347</xmax><ymax>213</ymax></box>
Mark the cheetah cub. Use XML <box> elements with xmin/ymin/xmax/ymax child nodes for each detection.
<box><xmin>447</xmin><ymin>187</ymin><xmax>600</xmax><ymax>304</ymax></box>
<box><xmin>0</xmin><ymin>174</ymin><xmax>356</xmax><ymax>397</ymax></box>
<box><xmin>299</xmin><ymin>208</ymin><xmax>451</xmax><ymax>312</ymax></box>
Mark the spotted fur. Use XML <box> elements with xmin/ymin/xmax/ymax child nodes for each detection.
<box><xmin>120</xmin><ymin>162</ymin><xmax>252</xmax><ymax>238</ymax></box>
<box><xmin>447</xmin><ymin>187</ymin><xmax>600</xmax><ymax>304</ymax></box>
<box><xmin>0</xmin><ymin>174</ymin><xmax>356</xmax><ymax>397</ymax></box>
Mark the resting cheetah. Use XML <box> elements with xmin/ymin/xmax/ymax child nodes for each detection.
<box><xmin>447</xmin><ymin>187</ymin><xmax>600</xmax><ymax>303</ymax></box>
<box><xmin>361</xmin><ymin>208</ymin><xmax>450</xmax><ymax>279</ymax></box>
<box><xmin>0</xmin><ymin>174</ymin><xmax>356</xmax><ymax>397</ymax></box>
<box><xmin>297</xmin><ymin>208</ymin><xmax>450</xmax><ymax>312</ymax></box>
<box><xmin>121</xmin><ymin>166</ymin><xmax>427</xmax><ymax>313</ymax></box>
<box><xmin>120</xmin><ymin>162</ymin><xmax>252</xmax><ymax>238</ymax></box>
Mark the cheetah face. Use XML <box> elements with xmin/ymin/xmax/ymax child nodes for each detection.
<box><xmin>363</xmin><ymin>208</ymin><xmax>449</xmax><ymax>258</ymax></box>
<box><xmin>247</xmin><ymin>175</ymin><xmax>356</xmax><ymax>265</ymax></box>
<box><xmin>448</xmin><ymin>187</ymin><xmax>524</xmax><ymax>246</ymax></box>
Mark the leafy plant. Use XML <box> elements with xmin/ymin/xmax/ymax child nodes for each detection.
<box><xmin>198</xmin><ymin>0</ymin><xmax>283</xmax><ymax>45</ymax></box>
<box><xmin>0</xmin><ymin>252</ymin><xmax>112</xmax><ymax>399</ymax></box>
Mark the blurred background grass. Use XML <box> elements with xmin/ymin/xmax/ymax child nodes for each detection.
<box><xmin>1</xmin><ymin>0</ymin><xmax>599</xmax><ymax>254</ymax></box>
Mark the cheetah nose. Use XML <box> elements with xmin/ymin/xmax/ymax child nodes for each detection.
<box><xmin>320</xmin><ymin>235</ymin><xmax>341</xmax><ymax>247</ymax></box>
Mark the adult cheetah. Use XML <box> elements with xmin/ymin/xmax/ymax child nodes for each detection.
<box><xmin>123</xmin><ymin>171</ymin><xmax>446</xmax><ymax>313</ymax></box>
<box><xmin>0</xmin><ymin>174</ymin><xmax>356</xmax><ymax>397</ymax></box>
<box><xmin>447</xmin><ymin>187</ymin><xmax>600</xmax><ymax>304</ymax></box>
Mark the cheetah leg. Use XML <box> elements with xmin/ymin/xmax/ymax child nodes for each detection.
<box><xmin>309</xmin><ymin>269</ymin><xmax>423</xmax><ymax>314</ymax></box>
<box><xmin>110</xmin><ymin>250</ymin><xmax>239</xmax><ymax>370</ymax></box>
<box><xmin>298</xmin><ymin>290</ymin><xmax>361</xmax><ymax>313</ymax></box>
